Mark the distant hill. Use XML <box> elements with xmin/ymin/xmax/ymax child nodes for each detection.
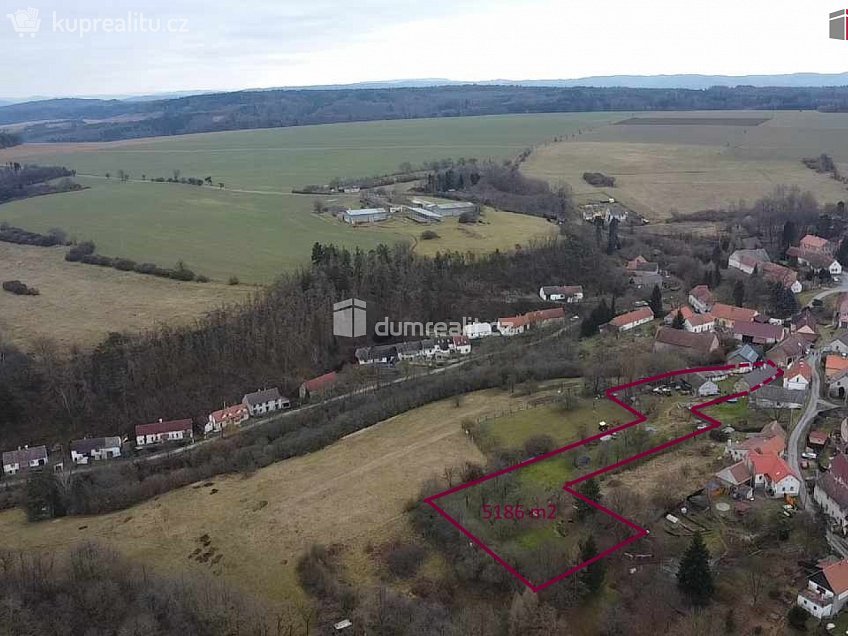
<box><xmin>6</xmin><ymin>81</ymin><xmax>848</xmax><ymax>143</ymax></box>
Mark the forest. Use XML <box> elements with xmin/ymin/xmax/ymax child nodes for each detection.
<box><xmin>8</xmin><ymin>84</ymin><xmax>848</xmax><ymax>141</ymax></box>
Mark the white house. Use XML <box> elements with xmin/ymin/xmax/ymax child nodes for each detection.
<box><xmin>539</xmin><ymin>285</ymin><xmax>583</xmax><ymax>303</ymax></box>
<box><xmin>2</xmin><ymin>446</ymin><xmax>48</xmax><ymax>476</ymax></box>
<box><xmin>746</xmin><ymin>452</ymin><xmax>800</xmax><ymax>497</ymax></box>
<box><xmin>688</xmin><ymin>285</ymin><xmax>715</xmax><ymax>313</ymax></box>
<box><xmin>797</xmin><ymin>559</ymin><xmax>848</xmax><ymax>619</ymax></box>
<box><xmin>604</xmin><ymin>307</ymin><xmax>654</xmax><ymax>333</ymax></box>
<box><xmin>464</xmin><ymin>322</ymin><xmax>493</xmax><ymax>339</ymax></box>
<box><xmin>684</xmin><ymin>313</ymin><xmax>715</xmax><ymax>333</ymax></box>
<box><xmin>784</xmin><ymin>360</ymin><xmax>812</xmax><ymax>392</ymax></box>
<box><xmin>205</xmin><ymin>404</ymin><xmax>250</xmax><ymax>435</ymax></box>
<box><xmin>690</xmin><ymin>373</ymin><xmax>719</xmax><ymax>397</ymax></box>
<box><xmin>135</xmin><ymin>419</ymin><xmax>194</xmax><ymax>447</ymax></box>
<box><xmin>498</xmin><ymin>315</ymin><xmax>529</xmax><ymax>336</ymax></box>
<box><xmin>827</xmin><ymin>333</ymin><xmax>848</xmax><ymax>356</ymax></box>
<box><xmin>242</xmin><ymin>388</ymin><xmax>291</xmax><ymax>416</ymax></box>
<box><xmin>70</xmin><ymin>437</ymin><xmax>122</xmax><ymax>465</ymax></box>
<box><xmin>728</xmin><ymin>248</ymin><xmax>769</xmax><ymax>275</ymax></box>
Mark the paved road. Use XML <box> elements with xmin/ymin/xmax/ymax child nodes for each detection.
<box><xmin>787</xmin><ymin>350</ymin><xmax>839</xmax><ymax>511</ymax></box>
<box><xmin>809</xmin><ymin>279</ymin><xmax>848</xmax><ymax>305</ymax></box>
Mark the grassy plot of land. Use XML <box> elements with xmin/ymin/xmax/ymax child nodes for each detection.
<box><xmin>0</xmin><ymin>242</ymin><xmax>254</xmax><ymax>350</ymax></box>
<box><xmin>0</xmin><ymin>185</ymin><xmax>554</xmax><ymax>284</ymax></box>
<box><xmin>0</xmin><ymin>113</ymin><xmax>620</xmax><ymax>192</ymax></box>
<box><xmin>522</xmin><ymin>110</ymin><xmax>848</xmax><ymax>219</ymax></box>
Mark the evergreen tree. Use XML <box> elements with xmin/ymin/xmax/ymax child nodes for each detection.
<box><xmin>672</xmin><ymin>309</ymin><xmax>686</xmax><ymax>330</ymax></box>
<box><xmin>574</xmin><ymin>478</ymin><xmax>601</xmax><ymax>519</ymax></box>
<box><xmin>713</xmin><ymin>263</ymin><xmax>722</xmax><ymax>286</ymax></box>
<box><xmin>649</xmin><ymin>285</ymin><xmax>663</xmax><ymax>316</ymax></box>
<box><xmin>781</xmin><ymin>220</ymin><xmax>797</xmax><ymax>256</ymax></box>
<box><xmin>606</xmin><ymin>218</ymin><xmax>619</xmax><ymax>255</ymax></box>
<box><xmin>677</xmin><ymin>532</ymin><xmax>714</xmax><ymax>606</ymax></box>
<box><xmin>732</xmin><ymin>280</ymin><xmax>745</xmax><ymax>307</ymax></box>
<box><xmin>579</xmin><ymin>536</ymin><xmax>605</xmax><ymax>596</ymax></box>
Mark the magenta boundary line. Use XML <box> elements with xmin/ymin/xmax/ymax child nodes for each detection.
<box><xmin>424</xmin><ymin>360</ymin><xmax>782</xmax><ymax>592</ymax></box>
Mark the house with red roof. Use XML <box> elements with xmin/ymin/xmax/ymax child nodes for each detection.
<box><xmin>767</xmin><ymin>334</ymin><xmax>811</xmax><ymax>368</ymax></box>
<box><xmin>800</xmin><ymin>234</ymin><xmax>834</xmax><ymax>255</ymax></box>
<box><xmin>299</xmin><ymin>371</ymin><xmax>339</xmax><ymax>400</ymax></box>
<box><xmin>760</xmin><ymin>262</ymin><xmax>803</xmax><ymax>293</ymax></box>
<box><xmin>604</xmin><ymin>307</ymin><xmax>654</xmax><ymax>333</ymax></box>
<box><xmin>726</xmin><ymin>420</ymin><xmax>786</xmax><ymax>462</ymax></box>
<box><xmin>797</xmin><ymin>558</ymin><xmax>848</xmax><ymax>619</ymax></box>
<box><xmin>784</xmin><ymin>360</ymin><xmax>812</xmax><ymax>391</ymax></box>
<box><xmin>135</xmin><ymin>418</ymin><xmax>194</xmax><ymax>447</ymax></box>
<box><xmin>746</xmin><ymin>452</ymin><xmax>800</xmax><ymax>497</ymax></box>
<box><xmin>205</xmin><ymin>404</ymin><xmax>250</xmax><ymax>435</ymax></box>
<box><xmin>711</xmin><ymin>303</ymin><xmax>758</xmax><ymax>329</ymax></box>
<box><xmin>664</xmin><ymin>305</ymin><xmax>695</xmax><ymax>325</ymax></box>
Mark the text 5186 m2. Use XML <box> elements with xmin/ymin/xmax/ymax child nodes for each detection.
<box><xmin>481</xmin><ymin>503</ymin><xmax>557</xmax><ymax>521</ymax></box>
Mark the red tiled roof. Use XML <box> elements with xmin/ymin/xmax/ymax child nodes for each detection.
<box><xmin>136</xmin><ymin>419</ymin><xmax>193</xmax><ymax>436</ymax></box>
<box><xmin>823</xmin><ymin>560</ymin><xmax>848</xmax><ymax>596</ymax></box>
<box><xmin>738</xmin><ymin>435</ymin><xmax>785</xmax><ymax>456</ymax></box>
<box><xmin>452</xmin><ymin>335</ymin><xmax>471</xmax><ymax>346</ymax></box>
<box><xmin>832</xmin><ymin>453</ymin><xmax>848</xmax><ymax>485</ymax></box>
<box><xmin>826</xmin><ymin>355</ymin><xmax>848</xmax><ymax>379</ymax></box>
<box><xmin>500</xmin><ymin>315</ymin><xmax>530</xmax><ymax>328</ymax></box>
<box><xmin>654</xmin><ymin>327</ymin><xmax>717</xmax><ymax>353</ymax></box>
<box><xmin>687</xmin><ymin>313</ymin><xmax>715</xmax><ymax>328</ymax></box>
<box><xmin>801</xmin><ymin>234</ymin><xmax>831</xmax><ymax>250</ymax></box>
<box><xmin>209</xmin><ymin>404</ymin><xmax>249</xmax><ymax>424</ymax></box>
<box><xmin>711</xmin><ymin>303</ymin><xmax>757</xmax><ymax>323</ymax></box>
<box><xmin>689</xmin><ymin>285</ymin><xmax>714</xmax><ymax>304</ymax></box>
<box><xmin>761</xmin><ymin>262</ymin><xmax>798</xmax><ymax>288</ymax></box>
<box><xmin>302</xmin><ymin>371</ymin><xmax>338</xmax><ymax>393</ymax></box>
<box><xmin>610</xmin><ymin>307</ymin><xmax>654</xmax><ymax>328</ymax></box>
<box><xmin>626</xmin><ymin>256</ymin><xmax>648</xmax><ymax>270</ymax></box>
<box><xmin>748</xmin><ymin>452</ymin><xmax>796</xmax><ymax>483</ymax></box>
<box><xmin>666</xmin><ymin>306</ymin><xmax>695</xmax><ymax>322</ymax></box>
<box><xmin>786</xmin><ymin>360</ymin><xmax>812</xmax><ymax>382</ymax></box>
<box><xmin>528</xmin><ymin>307</ymin><xmax>566</xmax><ymax>323</ymax></box>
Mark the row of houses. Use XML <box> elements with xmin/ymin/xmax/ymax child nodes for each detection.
<box><xmin>355</xmin><ymin>335</ymin><xmax>472</xmax><ymax>365</ymax></box>
<box><xmin>2</xmin><ymin>387</ymin><xmax>293</xmax><ymax>476</ymax></box>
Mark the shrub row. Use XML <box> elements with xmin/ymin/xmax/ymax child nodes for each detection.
<box><xmin>0</xmin><ymin>224</ymin><xmax>66</xmax><ymax>247</ymax></box>
<box><xmin>582</xmin><ymin>172</ymin><xmax>616</xmax><ymax>187</ymax></box>
<box><xmin>66</xmin><ymin>241</ymin><xmax>209</xmax><ymax>282</ymax></box>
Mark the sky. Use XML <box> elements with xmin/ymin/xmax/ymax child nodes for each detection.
<box><xmin>1</xmin><ymin>0</ymin><xmax>847</xmax><ymax>99</ymax></box>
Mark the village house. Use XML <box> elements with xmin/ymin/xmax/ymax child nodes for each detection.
<box><xmin>688</xmin><ymin>284</ymin><xmax>715</xmax><ymax>313</ymax></box>
<box><xmin>2</xmin><ymin>445</ymin><xmax>48</xmax><ymax>476</ymax></box>
<box><xmin>135</xmin><ymin>419</ymin><xmax>194</xmax><ymax>447</ymax></box>
<box><xmin>800</xmin><ymin>234</ymin><xmax>835</xmax><ymax>255</ymax></box>
<box><xmin>746</xmin><ymin>452</ymin><xmax>801</xmax><ymax>497</ymax></box>
<box><xmin>726</xmin><ymin>420</ymin><xmax>786</xmax><ymax>462</ymax></box>
<box><xmin>652</xmin><ymin>327</ymin><xmax>719</xmax><ymax>359</ymax></box>
<box><xmin>525</xmin><ymin>307</ymin><xmax>567</xmax><ymax>328</ymax></box>
<box><xmin>685</xmin><ymin>313</ymin><xmax>716</xmax><ymax>333</ymax></box>
<box><xmin>838</xmin><ymin>294</ymin><xmax>848</xmax><ymax>329</ymax></box>
<box><xmin>242</xmin><ymin>388</ymin><xmax>291</xmax><ymax>416</ymax></box>
<box><xmin>827</xmin><ymin>356</ymin><xmax>848</xmax><ymax>398</ymax></box>
<box><xmin>784</xmin><ymin>360</ymin><xmax>812</xmax><ymax>391</ymax></box>
<box><xmin>797</xmin><ymin>558</ymin><xmax>848</xmax><ymax>619</ymax></box>
<box><xmin>689</xmin><ymin>372</ymin><xmax>720</xmax><ymax>397</ymax></box>
<box><xmin>815</xmin><ymin>453</ymin><xmax>848</xmax><ymax>535</ymax></box>
<box><xmin>711</xmin><ymin>303</ymin><xmax>758</xmax><ymax>329</ymax></box>
<box><xmin>299</xmin><ymin>371</ymin><xmax>338</xmax><ymax>400</ymax></box>
<box><xmin>791</xmin><ymin>308</ymin><xmax>820</xmax><ymax>343</ymax></box>
<box><xmin>826</xmin><ymin>332</ymin><xmax>848</xmax><ymax>355</ymax></box>
<box><xmin>463</xmin><ymin>321</ymin><xmax>493</xmax><ymax>339</ymax></box>
<box><xmin>788</xmin><ymin>246</ymin><xmax>842</xmax><ymax>275</ymax></box>
<box><xmin>760</xmin><ymin>262</ymin><xmax>803</xmax><ymax>293</ymax></box>
<box><xmin>727</xmin><ymin>343</ymin><xmax>763</xmax><ymax>368</ymax></box>
<box><xmin>767</xmin><ymin>334</ymin><xmax>811</xmax><ymax>368</ymax></box>
<box><xmin>205</xmin><ymin>404</ymin><xmax>250</xmax><ymax>435</ymax></box>
<box><xmin>626</xmin><ymin>255</ymin><xmax>649</xmax><ymax>271</ymax></box>
<box><xmin>539</xmin><ymin>285</ymin><xmax>583</xmax><ymax>303</ymax></box>
<box><xmin>734</xmin><ymin>366</ymin><xmax>779</xmax><ymax>393</ymax></box>
<box><xmin>450</xmin><ymin>335</ymin><xmax>472</xmax><ymax>355</ymax></box>
<box><xmin>498</xmin><ymin>315</ymin><xmax>530</xmax><ymax>336</ymax></box>
<box><xmin>751</xmin><ymin>385</ymin><xmax>806</xmax><ymax>409</ymax></box>
<box><xmin>70</xmin><ymin>437</ymin><xmax>122</xmax><ymax>465</ymax></box>
<box><xmin>355</xmin><ymin>343</ymin><xmax>396</xmax><ymax>365</ymax></box>
<box><xmin>664</xmin><ymin>305</ymin><xmax>695</xmax><ymax>325</ymax></box>
<box><xmin>604</xmin><ymin>307</ymin><xmax>654</xmax><ymax>333</ymax></box>
<box><xmin>715</xmin><ymin>461</ymin><xmax>752</xmax><ymax>490</ymax></box>
<box><xmin>809</xmin><ymin>430</ymin><xmax>830</xmax><ymax>448</ymax></box>
<box><xmin>732</xmin><ymin>320</ymin><xmax>785</xmax><ymax>346</ymax></box>
<box><xmin>728</xmin><ymin>248</ymin><xmax>770</xmax><ymax>275</ymax></box>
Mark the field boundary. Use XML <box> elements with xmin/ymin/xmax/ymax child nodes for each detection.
<box><xmin>425</xmin><ymin>360</ymin><xmax>783</xmax><ymax>592</ymax></box>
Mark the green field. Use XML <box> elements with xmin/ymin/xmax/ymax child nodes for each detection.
<box><xmin>0</xmin><ymin>114</ymin><xmax>611</xmax><ymax>282</ymax></box>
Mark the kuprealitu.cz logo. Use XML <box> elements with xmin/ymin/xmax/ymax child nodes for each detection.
<box><xmin>6</xmin><ymin>7</ymin><xmax>189</xmax><ymax>38</ymax></box>
<box><xmin>832</xmin><ymin>9</ymin><xmax>848</xmax><ymax>40</ymax></box>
